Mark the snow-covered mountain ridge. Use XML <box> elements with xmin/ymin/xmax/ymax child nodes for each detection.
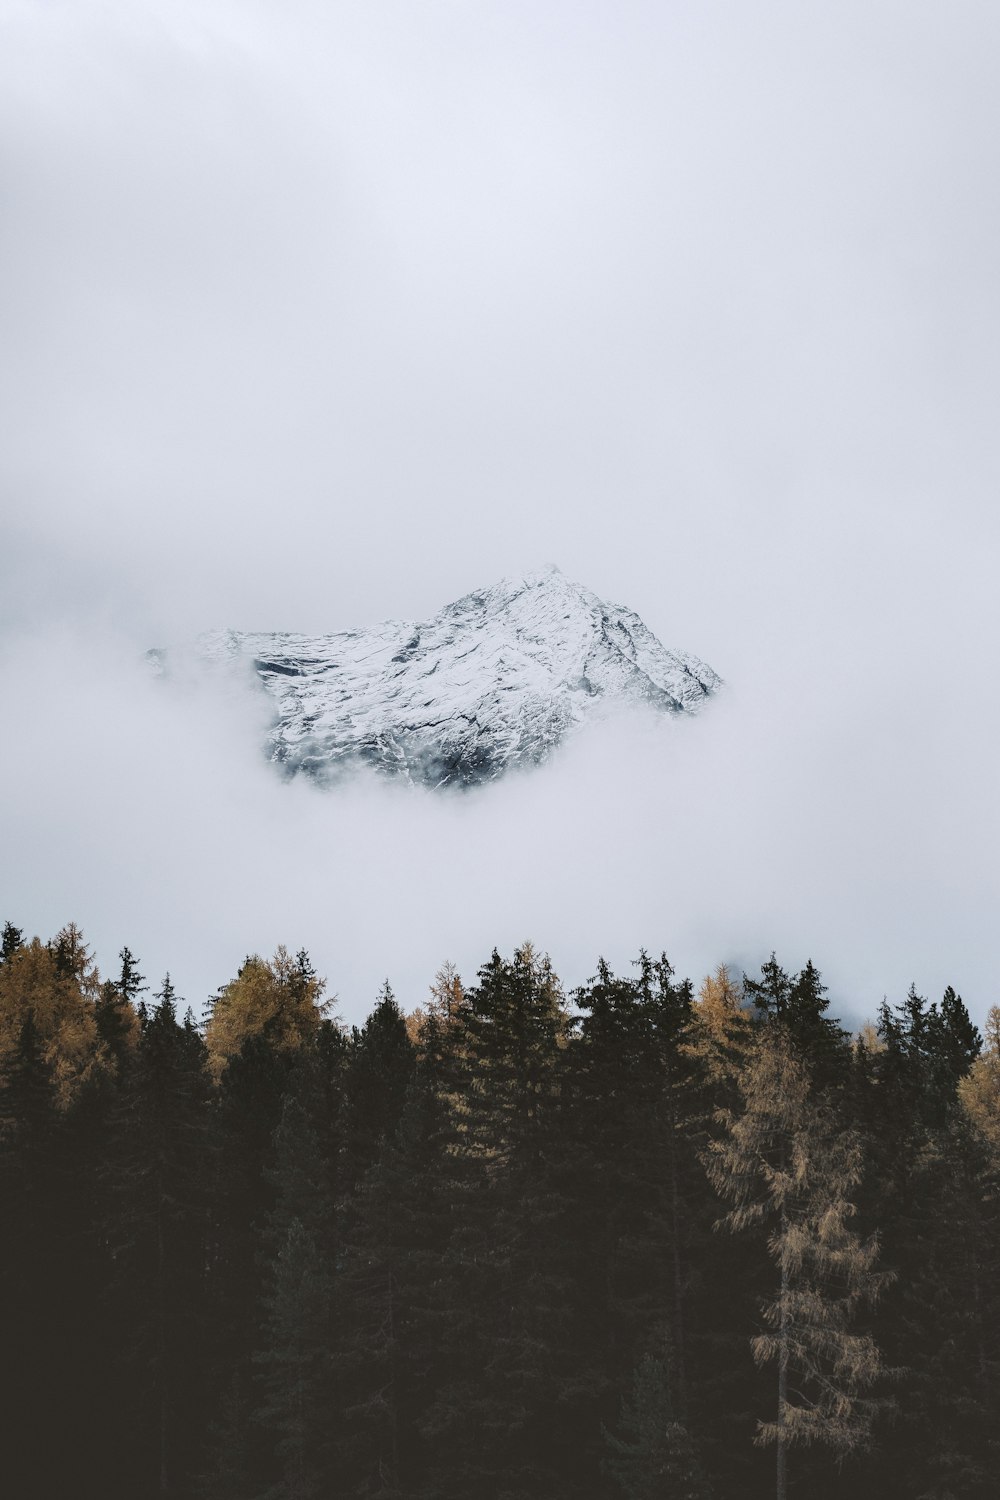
<box><xmin>189</xmin><ymin>566</ymin><xmax>721</xmax><ymax>788</ymax></box>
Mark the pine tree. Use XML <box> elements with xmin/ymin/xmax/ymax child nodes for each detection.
<box><xmin>418</xmin><ymin>944</ymin><xmax>573</xmax><ymax>1497</ymax></box>
<box><xmin>0</xmin><ymin>1014</ymin><xmax>68</xmax><ymax>1495</ymax></box>
<box><xmin>565</xmin><ymin>951</ymin><xmax>709</xmax><ymax>1452</ymax></box>
<box><xmin>334</xmin><ymin>1049</ymin><xmax>456</xmax><ymax>1499</ymax></box>
<box><xmin>0</xmin><ymin>920</ymin><xmax>24</xmax><ymax>963</ymax></box>
<box><xmin>342</xmin><ymin>982</ymin><xmax>415</xmax><ymax>1189</ymax></box>
<box><xmin>94</xmin><ymin>946</ymin><xmax>145</xmax><ymax>1073</ymax></box>
<box><xmin>604</xmin><ymin>1354</ymin><xmax>712</xmax><ymax>1500</ymax></box>
<box><xmin>118</xmin><ymin>945</ymin><xmax>148</xmax><ymax>1006</ymax></box>
<box><xmin>883</xmin><ymin>1117</ymin><xmax>1000</xmax><ymax>1497</ymax></box>
<box><xmin>208</xmin><ymin>1032</ymin><xmax>298</xmax><ymax>1384</ymax></box>
<box><xmin>932</xmin><ymin>985</ymin><xmax>982</xmax><ymax>1093</ymax></box>
<box><xmin>744</xmin><ymin>955</ymin><xmax>848</xmax><ymax>1083</ymax></box>
<box><xmin>102</xmin><ymin>976</ymin><xmax>212</xmax><ymax>1496</ymax></box>
<box><xmin>877</xmin><ymin>981</ymin><xmax>981</xmax><ymax>1122</ymax></box>
<box><xmin>205</xmin><ymin>948</ymin><xmax>329</xmax><ymax>1402</ymax></box>
<box><xmin>196</xmin><ymin>1372</ymin><xmax>257</xmax><ymax>1500</ymax></box>
<box><xmin>864</xmin><ymin>1004</ymin><xmax>998</xmax><ymax>1496</ymax></box>
<box><xmin>254</xmin><ymin>1083</ymin><xmax>337</xmax><ymax>1500</ymax></box>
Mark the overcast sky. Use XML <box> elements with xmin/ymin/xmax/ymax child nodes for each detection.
<box><xmin>2</xmin><ymin>0</ymin><xmax>998</xmax><ymax>1026</ymax></box>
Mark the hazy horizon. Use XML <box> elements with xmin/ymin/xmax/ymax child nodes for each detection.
<box><xmin>2</xmin><ymin>1</ymin><xmax>998</xmax><ymax>1025</ymax></box>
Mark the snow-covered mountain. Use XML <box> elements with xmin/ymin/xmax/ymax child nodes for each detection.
<box><xmin>187</xmin><ymin>566</ymin><xmax>721</xmax><ymax>788</ymax></box>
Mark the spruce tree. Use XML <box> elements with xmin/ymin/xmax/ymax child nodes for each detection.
<box><xmin>208</xmin><ymin>1032</ymin><xmax>297</xmax><ymax>1387</ymax></box>
<box><xmin>196</xmin><ymin>1373</ymin><xmax>257</xmax><ymax>1500</ymax></box>
<box><xmin>253</xmin><ymin>1084</ymin><xmax>337</xmax><ymax>1500</ymax></box>
<box><xmin>342</xmin><ymin>982</ymin><xmax>415</xmax><ymax>1188</ymax></box>
<box><xmin>334</xmin><ymin>1048</ymin><xmax>456</xmax><ymax>1498</ymax></box>
<box><xmin>0</xmin><ymin>1015</ymin><xmax>72</xmax><ymax>1496</ymax></box>
<box><xmin>93</xmin><ymin>947</ymin><xmax>145</xmax><ymax>1074</ymax></box>
<box><xmin>877</xmin><ymin>982</ymin><xmax>982</xmax><ymax>1132</ymax></box>
<box><xmin>565</xmin><ymin>950</ymin><xmax>710</xmax><ymax>1481</ymax></box>
<box><xmin>744</xmin><ymin>955</ymin><xmax>848</xmax><ymax>1083</ymax></box>
<box><xmin>604</xmin><ymin>1354</ymin><xmax>712</xmax><ymax>1500</ymax></box>
<box><xmin>0</xmin><ymin>920</ymin><xmax>24</xmax><ymax>963</ymax></box>
<box><xmin>102</xmin><ymin>976</ymin><xmax>212</xmax><ymax>1496</ymax></box>
<box><xmin>420</xmin><ymin>944</ymin><xmax>572</xmax><ymax>1498</ymax></box>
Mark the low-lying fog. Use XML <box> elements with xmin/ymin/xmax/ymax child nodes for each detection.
<box><xmin>1</xmin><ymin>607</ymin><xmax>995</xmax><ymax>1030</ymax></box>
<box><xmin>2</xmin><ymin>1</ymin><xmax>998</xmax><ymax>1026</ymax></box>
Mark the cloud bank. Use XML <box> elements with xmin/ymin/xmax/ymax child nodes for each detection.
<box><xmin>1</xmin><ymin>614</ymin><xmax>995</xmax><ymax>1029</ymax></box>
<box><xmin>1</xmin><ymin>1</ymin><xmax>998</xmax><ymax>1024</ymax></box>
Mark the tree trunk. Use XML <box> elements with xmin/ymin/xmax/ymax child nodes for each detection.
<box><xmin>157</xmin><ymin>1194</ymin><xmax>169</xmax><ymax>1494</ymax></box>
<box><xmin>667</xmin><ymin>1109</ymin><xmax>688</xmax><ymax>1420</ymax></box>
<box><xmin>776</xmin><ymin>1210</ymin><xmax>788</xmax><ymax>1500</ymax></box>
<box><xmin>388</xmin><ymin>1266</ymin><xmax>400</xmax><ymax>1487</ymax></box>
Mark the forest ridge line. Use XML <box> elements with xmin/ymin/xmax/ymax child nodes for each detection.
<box><xmin>1</xmin><ymin>920</ymin><xmax>998</xmax><ymax>1500</ymax></box>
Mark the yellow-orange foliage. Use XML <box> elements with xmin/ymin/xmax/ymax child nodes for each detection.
<box><xmin>691</xmin><ymin>963</ymin><xmax>753</xmax><ymax>1083</ymax></box>
<box><xmin>204</xmin><ymin>945</ymin><xmax>326</xmax><ymax>1082</ymax></box>
<box><xmin>406</xmin><ymin>961</ymin><xmax>467</xmax><ymax>1052</ymax></box>
<box><xmin>0</xmin><ymin>924</ymin><xmax>101</xmax><ymax>1106</ymax></box>
<box><xmin>959</xmin><ymin>1005</ymin><xmax>1000</xmax><ymax>1156</ymax></box>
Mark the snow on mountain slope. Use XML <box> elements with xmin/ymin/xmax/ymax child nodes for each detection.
<box><xmin>192</xmin><ymin>566</ymin><xmax>722</xmax><ymax>788</ymax></box>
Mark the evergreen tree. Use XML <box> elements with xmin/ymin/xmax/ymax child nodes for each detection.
<box><xmin>459</xmin><ymin>943</ymin><xmax>567</xmax><ymax>1168</ymax></box>
<box><xmin>878</xmin><ymin>982</ymin><xmax>981</xmax><ymax>1109</ymax></box>
<box><xmin>419</xmin><ymin>944</ymin><xmax>572</xmax><ymax>1498</ymax></box>
<box><xmin>604</xmin><ymin>1354</ymin><xmax>712</xmax><ymax>1500</ymax></box>
<box><xmin>1</xmin><ymin>920</ymin><xmax>24</xmax><ymax>963</ymax></box>
<box><xmin>196</xmin><ymin>1373</ymin><xmax>257</xmax><ymax>1500</ymax></box>
<box><xmin>334</xmin><ymin>1045</ymin><xmax>456</xmax><ymax>1499</ymax></box>
<box><xmin>208</xmin><ymin>1033</ymin><xmax>297</xmax><ymax>1382</ymax></box>
<box><xmin>118</xmin><ymin>945</ymin><xmax>149</xmax><ymax>1007</ymax></box>
<box><xmin>568</xmin><ymin>952</ymin><xmax>710</xmax><ymax>1419</ymax></box>
<box><xmin>864</xmin><ymin>1003</ymin><xmax>997</xmax><ymax>1496</ymax></box>
<box><xmin>102</xmin><ymin>976</ymin><xmax>212</xmax><ymax>1497</ymax></box>
<box><xmin>878</xmin><ymin>1118</ymin><xmax>1000</xmax><ymax>1497</ymax></box>
<box><xmin>342</xmin><ymin>983</ymin><xmax>415</xmax><ymax>1188</ymax></box>
<box><xmin>4</xmin><ymin>919</ymin><xmax>999</xmax><ymax>1496</ymax></box>
<box><xmin>205</xmin><ymin>948</ymin><xmax>328</xmax><ymax>1395</ymax></box>
<box><xmin>744</xmin><ymin>955</ymin><xmax>848</xmax><ymax>1082</ymax></box>
<box><xmin>93</xmin><ymin>946</ymin><xmax>145</xmax><ymax>1073</ymax></box>
<box><xmin>932</xmin><ymin>985</ymin><xmax>982</xmax><ymax>1093</ymax></box>
<box><xmin>0</xmin><ymin>1014</ymin><xmax>68</xmax><ymax>1495</ymax></box>
<box><xmin>254</xmin><ymin>1083</ymin><xmax>337</xmax><ymax>1500</ymax></box>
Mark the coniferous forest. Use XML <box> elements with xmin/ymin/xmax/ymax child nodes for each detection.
<box><xmin>2</xmin><ymin>921</ymin><xmax>998</xmax><ymax>1500</ymax></box>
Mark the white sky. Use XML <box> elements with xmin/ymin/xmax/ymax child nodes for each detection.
<box><xmin>2</xmin><ymin>1</ymin><xmax>998</xmax><ymax>1025</ymax></box>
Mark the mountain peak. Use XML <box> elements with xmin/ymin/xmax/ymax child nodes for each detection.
<box><xmin>188</xmin><ymin>571</ymin><xmax>721</xmax><ymax>788</ymax></box>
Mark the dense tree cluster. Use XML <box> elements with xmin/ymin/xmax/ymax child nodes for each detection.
<box><xmin>1</xmin><ymin>919</ymin><xmax>998</xmax><ymax>1499</ymax></box>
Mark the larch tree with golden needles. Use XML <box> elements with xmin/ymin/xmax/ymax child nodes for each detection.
<box><xmin>706</xmin><ymin>1026</ymin><xmax>890</xmax><ymax>1500</ymax></box>
<box><xmin>692</xmin><ymin>963</ymin><xmax>753</xmax><ymax>1094</ymax></box>
<box><xmin>0</xmin><ymin>923</ymin><xmax>102</xmax><ymax>1106</ymax></box>
<box><xmin>204</xmin><ymin>946</ymin><xmax>326</xmax><ymax>1082</ymax></box>
<box><xmin>959</xmin><ymin>1005</ymin><xmax>1000</xmax><ymax>1157</ymax></box>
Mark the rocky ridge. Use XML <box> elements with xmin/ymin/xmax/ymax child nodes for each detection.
<box><xmin>188</xmin><ymin>565</ymin><xmax>721</xmax><ymax>788</ymax></box>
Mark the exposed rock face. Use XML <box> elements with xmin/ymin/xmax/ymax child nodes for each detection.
<box><xmin>193</xmin><ymin>566</ymin><xmax>721</xmax><ymax>787</ymax></box>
